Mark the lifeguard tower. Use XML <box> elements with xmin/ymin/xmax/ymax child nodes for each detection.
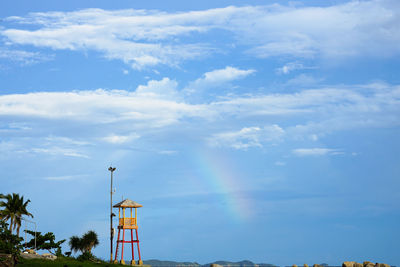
<box><xmin>113</xmin><ymin>199</ymin><xmax>143</xmax><ymax>265</ymax></box>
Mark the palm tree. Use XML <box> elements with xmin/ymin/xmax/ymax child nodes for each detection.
<box><xmin>81</xmin><ymin>230</ymin><xmax>99</xmax><ymax>254</ymax></box>
<box><xmin>0</xmin><ymin>193</ymin><xmax>17</xmax><ymax>232</ymax></box>
<box><xmin>15</xmin><ymin>195</ymin><xmax>33</xmax><ymax>236</ymax></box>
<box><xmin>69</xmin><ymin>230</ymin><xmax>99</xmax><ymax>255</ymax></box>
<box><xmin>69</xmin><ymin>235</ymin><xmax>83</xmax><ymax>254</ymax></box>
<box><xmin>0</xmin><ymin>193</ymin><xmax>33</xmax><ymax>236</ymax></box>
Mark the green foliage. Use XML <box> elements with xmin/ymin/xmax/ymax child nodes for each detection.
<box><xmin>0</xmin><ymin>220</ymin><xmax>23</xmax><ymax>253</ymax></box>
<box><xmin>55</xmin><ymin>247</ymin><xmax>62</xmax><ymax>257</ymax></box>
<box><xmin>0</xmin><ymin>220</ymin><xmax>23</xmax><ymax>267</ymax></box>
<box><xmin>0</xmin><ymin>193</ymin><xmax>33</xmax><ymax>236</ymax></box>
<box><xmin>68</xmin><ymin>230</ymin><xmax>99</xmax><ymax>256</ymax></box>
<box><xmin>81</xmin><ymin>231</ymin><xmax>99</xmax><ymax>254</ymax></box>
<box><xmin>69</xmin><ymin>235</ymin><xmax>82</xmax><ymax>254</ymax></box>
<box><xmin>19</xmin><ymin>256</ymin><xmax>127</xmax><ymax>267</ymax></box>
<box><xmin>77</xmin><ymin>251</ymin><xmax>95</xmax><ymax>262</ymax></box>
<box><xmin>25</xmin><ymin>230</ymin><xmax>66</xmax><ymax>255</ymax></box>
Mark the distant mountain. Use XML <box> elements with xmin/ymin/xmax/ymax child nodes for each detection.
<box><xmin>205</xmin><ymin>260</ymin><xmax>277</xmax><ymax>267</ymax></box>
<box><xmin>143</xmin><ymin>259</ymin><xmax>277</xmax><ymax>267</ymax></box>
<box><xmin>144</xmin><ymin>259</ymin><xmax>200</xmax><ymax>267</ymax></box>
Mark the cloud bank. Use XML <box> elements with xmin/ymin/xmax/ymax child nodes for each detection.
<box><xmin>1</xmin><ymin>75</ymin><xmax>399</xmax><ymax>152</ymax></box>
<box><xmin>2</xmin><ymin>0</ymin><xmax>399</xmax><ymax>68</ymax></box>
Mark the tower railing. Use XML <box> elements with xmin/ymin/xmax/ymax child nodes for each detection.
<box><xmin>119</xmin><ymin>217</ymin><xmax>137</xmax><ymax>226</ymax></box>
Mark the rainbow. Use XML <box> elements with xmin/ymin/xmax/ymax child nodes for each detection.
<box><xmin>191</xmin><ymin>147</ymin><xmax>253</xmax><ymax>222</ymax></box>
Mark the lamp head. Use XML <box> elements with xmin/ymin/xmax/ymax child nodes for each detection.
<box><xmin>108</xmin><ymin>167</ymin><xmax>116</xmax><ymax>172</ymax></box>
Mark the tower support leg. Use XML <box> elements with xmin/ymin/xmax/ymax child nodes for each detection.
<box><xmin>121</xmin><ymin>229</ymin><xmax>126</xmax><ymax>265</ymax></box>
<box><xmin>131</xmin><ymin>229</ymin><xmax>136</xmax><ymax>266</ymax></box>
<box><xmin>135</xmin><ymin>229</ymin><xmax>142</xmax><ymax>265</ymax></box>
<box><xmin>130</xmin><ymin>229</ymin><xmax>136</xmax><ymax>266</ymax></box>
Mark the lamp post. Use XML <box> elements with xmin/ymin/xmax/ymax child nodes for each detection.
<box><xmin>108</xmin><ymin>166</ymin><xmax>116</xmax><ymax>263</ymax></box>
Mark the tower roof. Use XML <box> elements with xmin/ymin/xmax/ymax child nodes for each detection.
<box><xmin>113</xmin><ymin>199</ymin><xmax>142</xmax><ymax>208</ymax></box>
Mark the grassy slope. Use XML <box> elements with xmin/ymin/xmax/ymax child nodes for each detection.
<box><xmin>19</xmin><ymin>257</ymin><xmax>151</xmax><ymax>267</ymax></box>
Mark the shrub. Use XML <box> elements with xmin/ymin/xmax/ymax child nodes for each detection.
<box><xmin>0</xmin><ymin>220</ymin><xmax>23</xmax><ymax>267</ymax></box>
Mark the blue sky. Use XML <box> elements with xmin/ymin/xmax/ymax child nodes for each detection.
<box><xmin>1</xmin><ymin>0</ymin><xmax>399</xmax><ymax>265</ymax></box>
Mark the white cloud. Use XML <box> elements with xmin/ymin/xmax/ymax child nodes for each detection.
<box><xmin>241</xmin><ymin>0</ymin><xmax>400</xmax><ymax>59</ymax></box>
<box><xmin>213</xmin><ymin>83</ymin><xmax>400</xmax><ymax>119</ymax></box>
<box><xmin>285</xmin><ymin>74</ymin><xmax>323</xmax><ymax>86</ymax></box>
<box><xmin>0</xmin><ymin>135</ymin><xmax>91</xmax><ymax>159</ymax></box>
<box><xmin>276</xmin><ymin>62</ymin><xmax>316</xmax><ymax>74</ymax></box>
<box><xmin>292</xmin><ymin>148</ymin><xmax>343</xmax><ymax>156</ymax></box>
<box><xmin>210</xmin><ymin>127</ymin><xmax>262</xmax><ymax>150</ymax></box>
<box><xmin>2</xmin><ymin>1</ymin><xmax>398</xmax><ymax>68</ymax></box>
<box><xmin>285</xmin><ymin>85</ymin><xmax>400</xmax><ymax>138</ymax></box>
<box><xmin>135</xmin><ymin>77</ymin><xmax>180</xmax><ymax>100</ymax></box>
<box><xmin>102</xmin><ymin>133</ymin><xmax>140</xmax><ymax>144</ymax></box>
<box><xmin>1</xmin><ymin>8</ymin><xmax>214</xmax><ymax>69</ymax></box>
<box><xmin>31</xmin><ymin>147</ymin><xmax>89</xmax><ymax>158</ymax></box>
<box><xmin>276</xmin><ymin>62</ymin><xmax>303</xmax><ymax>74</ymax></box>
<box><xmin>199</xmin><ymin>66</ymin><xmax>255</xmax><ymax>84</ymax></box>
<box><xmin>0</xmin><ymin>122</ymin><xmax>32</xmax><ymax>132</ymax></box>
<box><xmin>210</xmin><ymin>82</ymin><xmax>400</xmax><ymax>142</ymax></box>
<box><xmin>209</xmin><ymin>125</ymin><xmax>284</xmax><ymax>150</ymax></box>
<box><xmin>0</xmin><ymin>48</ymin><xmax>53</xmax><ymax>65</ymax></box>
<box><xmin>0</xmin><ymin>81</ymin><xmax>399</xmax><ymax>149</ymax></box>
<box><xmin>45</xmin><ymin>136</ymin><xmax>90</xmax><ymax>146</ymax></box>
<box><xmin>43</xmin><ymin>174</ymin><xmax>89</xmax><ymax>181</ymax></box>
<box><xmin>185</xmin><ymin>66</ymin><xmax>255</xmax><ymax>93</ymax></box>
<box><xmin>8</xmin><ymin>122</ymin><xmax>32</xmax><ymax>130</ymax></box>
<box><xmin>0</xmin><ymin>87</ymin><xmax>209</xmax><ymax>127</ymax></box>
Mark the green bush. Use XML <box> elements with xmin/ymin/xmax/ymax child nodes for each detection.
<box><xmin>25</xmin><ymin>230</ymin><xmax>65</xmax><ymax>255</ymax></box>
<box><xmin>0</xmin><ymin>220</ymin><xmax>23</xmax><ymax>267</ymax></box>
<box><xmin>77</xmin><ymin>251</ymin><xmax>95</xmax><ymax>262</ymax></box>
<box><xmin>19</xmin><ymin>257</ymin><xmax>125</xmax><ymax>266</ymax></box>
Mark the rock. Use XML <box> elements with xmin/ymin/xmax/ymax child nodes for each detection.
<box><xmin>364</xmin><ymin>262</ymin><xmax>374</xmax><ymax>267</ymax></box>
<box><xmin>20</xmin><ymin>253</ymin><xmax>42</xmax><ymax>260</ymax></box>
<box><xmin>354</xmin><ymin>263</ymin><xmax>363</xmax><ymax>267</ymax></box>
<box><xmin>42</xmin><ymin>253</ymin><xmax>57</xmax><ymax>260</ymax></box>
<box><xmin>304</xmin><ymin>264</ymin><xmax>309</xmax><ymax>267</ymax></box>
<box><xmin>375</xmin><ymin>264</ymin><xmax>390</xmax><ymax>267</ymax></box>
<box><xmin>343</xmin><ymin>262</ymin><xmax>356</xmax><ymax>267</ymax></box>
<box><xmin>292</xmin><ymin>265</ymin><xmax>298</xmax><ymax>267</ymax></box>
<box><xmin>210</xmin><ymin>264</ymin><xmax>223</xmax><ymax>267</ymax></box>
<box><xmin>313</xmin><ymin>264</ymin><xmax>321</xmax><ymax>267</ymax></box>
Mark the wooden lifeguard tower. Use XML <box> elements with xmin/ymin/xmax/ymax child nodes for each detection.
<box><xmin>113</xmin><ymin>199</ymin><xmax>143</xmax><ymax>265</ymax></box>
